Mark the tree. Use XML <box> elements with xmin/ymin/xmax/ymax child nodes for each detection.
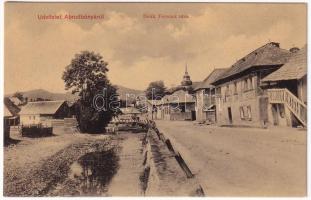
<box><xmin>36</xmin><ymin>97</ymin><xmax>45</xmax><ymax>102</ymax></box>
<box><xmin>62</xmin><ymin>51</ymin><xmax>118</xmax><ymax>133</ymax></box>
<box><xmin>145</xmin><ymin>81</ymin><xmax>166</xmax><ymax>100</ymax></box>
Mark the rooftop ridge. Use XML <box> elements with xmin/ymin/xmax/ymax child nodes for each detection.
<box><xmin>27</xmin><ymin>100</ymin><xmax>66</xmax><ymax>103</ymax></box>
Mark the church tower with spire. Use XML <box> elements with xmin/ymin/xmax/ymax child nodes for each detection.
<box><xmin>181</xmin><ymin>63</ymin><xmax>192</xmax><ymax>87</ymax></box>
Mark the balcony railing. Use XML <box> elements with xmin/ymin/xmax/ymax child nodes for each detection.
<box><xmin>267</xmin><ymin>88</ymin><xmax>307</xmax><ymax>126</ymax></box>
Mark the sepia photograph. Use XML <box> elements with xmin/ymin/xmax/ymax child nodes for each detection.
<box><xmin>2</xmin><ymin>1</ymin><xmax>308</xmax><ymax>197</ymax></box>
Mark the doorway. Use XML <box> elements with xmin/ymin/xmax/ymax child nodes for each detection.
<box><xmin>191</xmin><ymin>111</ymin><xmax>196</xmax><ymax>121</ymax></box>
<box><xmin>271</xmin><ymin>104</ymin><xmax>279</xmax><ymax>125</ymax></box>
<box><xmin>228</xmin><ymin>107</ymin><xmax>233</xmax><ymax>124</ymax></box>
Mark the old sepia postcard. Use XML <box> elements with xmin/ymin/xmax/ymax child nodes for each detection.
<box><xmin>3</xmin><ymin>1</ymin><xmax>307</xmax><ymax>197</ymax></box>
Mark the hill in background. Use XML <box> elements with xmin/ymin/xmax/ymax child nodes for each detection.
<box><xmin>6</xmin><ymin>85</ymin><xmax>145</xmax><ymax>102</ymax></box>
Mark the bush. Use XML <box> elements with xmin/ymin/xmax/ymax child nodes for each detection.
<box><xmin>21</xmin><ymin>125</ymin><xmax>53</xmax><ymax>137</ymax></box>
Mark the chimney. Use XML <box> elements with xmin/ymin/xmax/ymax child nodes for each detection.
<box><xmin>270</xmin><ymin>42</ymin><xmax>280</xmax><ymax>48</ymax></box>
<box><xmin>290</xmin><ymin>47</ymin><xmax>300</xmax><ymax>53</ymax></box>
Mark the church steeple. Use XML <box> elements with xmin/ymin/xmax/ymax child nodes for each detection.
<box><xmin>181</xmin><ymin>63</ymin><xmax>192</xmax><ymax>87</ymax></box>
<box><xmin>185</xmin><ymin>63</ymin><xmax>188</xmax><ymax>74</ymax></box>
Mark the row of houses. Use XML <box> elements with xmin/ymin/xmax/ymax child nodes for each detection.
<box><xmin>146</xmin><ymin>66</ymin><xmax>198</xmax><ymax>121</ymax></box>
<box><xmin>3</xmin><ymin>42</ymin><xmax>307</xmax><ymax>141</ymax></box>
<box><xmin>147</xmin><ymin>42</ymin><xmax>307</xmax><ymax>128</ymax></box>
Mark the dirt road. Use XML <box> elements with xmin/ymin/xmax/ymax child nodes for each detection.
<box><xmin>155</xmin><ymin>120</ymin><xmax>307</xmax><ymax>196</ymax></box>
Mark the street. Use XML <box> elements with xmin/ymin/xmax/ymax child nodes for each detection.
<box><xmin>155</xmin><ymin>120</ymin><xmax>307</xmax><ymax>196</ymax></box>
<box><xmin>3</xmin><ymin>121</ymin><xmax>307</xmax><ymax>197</ymax></box>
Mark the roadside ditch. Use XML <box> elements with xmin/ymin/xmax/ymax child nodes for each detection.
<box><xmin>5</xmin><ymin>122</ymin><xmax>204</xmax><ymax>197</ymax></box>
<box><xmin>140</xmin><ymin>125</ymin><xmax>205</xmax><ymax>196</ymax></box>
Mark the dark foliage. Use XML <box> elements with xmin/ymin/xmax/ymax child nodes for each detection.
<box><xmin>145</xmin><ymin>81</ymin><xmax>166</xmax><ymax>100</ymax></box>
<box><xmin>62</xmin><ymin>51</ymin><xmax>118</xmax><ymax>133</ymax></box>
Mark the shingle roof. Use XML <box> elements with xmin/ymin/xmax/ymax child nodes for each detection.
<box><xmin>212</xmin><ymin>42</ymin><xmax>291</xmax><ymax>85</ymax></box>
<box><xmin>4</xmin><ymin>97</ymin><xmax>20</xmax><ymax>117</ymax></box>
<box><xmin>262</xmin><ymin>45</ymin><xmax>307</xmax><ymax>82</ymax></box>
<box><xmin>19</xmin><ymin>100</ymin><xmax>66</xmax><ymax>115</ymax></box>
<box><xmin>166</xmin><ymin>81</ymin><xmax>201</xmax><ymax>94</ymax></box>
<box><xmin>194</xmin><ymin>68</ymin><xmax>228</xmax><ymax>91</ymax></box>
<box><xmin>4</xmin><ymin>105</ymin><xmax>13</xmax><ymax>117</ymax></box>
<box><xmin>191</xmin><ymin>81</ymin><xmax>201</xmax><ymax>90</ymax></box>
<box><xmin>120</xmin><ymin>107</ymin><xmax>141</xmax><ymax>114</ymax></box>
<box><xmin>9</xmin><ymin>97</ymin><xmax>22</xmax><ymax>106</ymax></box>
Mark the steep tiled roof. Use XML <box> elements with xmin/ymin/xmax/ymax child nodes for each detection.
<box><xmin>212</xmin><ymin>42</ymin><xmax>291</xmax><ymax>85</ymax></box>
<box><xmin>19</xmin><ymin>100</ymin><xmax>66</xmax><ymax>115</ymax></box>
<box><xmin>262</xmin><ymin>45</ymin><xmax>307</xmax><ymax>82</ymax></box>
<box><xmin>194</xmin><ymin>68</ymin><xmax>228</xmax><ymax>91</ymax></box>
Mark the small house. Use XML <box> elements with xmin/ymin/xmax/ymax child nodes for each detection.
<box><xmin>4</xmin><ymin>101</ymin><xmax>20</xmax><ymax>141</ymax></box>
<box><xmin>194</xmin><ymin>68</ymin><xmax>227</xmax><ymax>123</ymax></box>
<box><xmin>19</xmin><ymin>100</ymin><xmax>70</xmax><ymax>126</ymax></box>
<box><xmin>262</xmin><ymin>45</ymin><xmax>307</xmax><ymax>127</ymax></box>
<box><xmin>155</xmin><ymin>65</ymin><xmax>198</xmax><ymax>121</ymax></box>
<box><xmin>160</xmin><ymin>89</ymin><xmax>196</xmax><ymax>121</ymax></box>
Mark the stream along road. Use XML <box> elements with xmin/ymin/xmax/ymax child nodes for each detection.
<box><xmin>4</xmin><ymin>128</ymin><xmax>146</xmax><ymax>196</ymax></box>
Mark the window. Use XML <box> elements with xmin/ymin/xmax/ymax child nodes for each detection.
<box><xmin>240</xmin><ymin>106</ymin><xmax>252</xmax><ymax>121</ymax></box>
<box><xmin>243</xmin><ymin>77</ymin><xmax>254</xmax><ymax>92</ymax></box>
<box><xmin>248</xmin><ymin>78</ymin><xmax>253</xmax><ymax>90</ymax></box>
<box><xmin>216</xmin><ymin>87</ymin><xmax>221</xmax><ymax>95</ymax></box>
<box><xmin>203</xmin><ymin>89</ymin><xmax>209</xmax><ymax>105</ymax></box>
<box><xmin>234</xmin><ymin>82</ymin><xmax>237</xmax><ymax>94</ymax></box>
<box><xmin>244</xmin><ymin>79</ymin><xmax>248</xmax><ymax>91</ymax></box>
<box><xmin>225</xmin><ymin>85</ymin><xmax>230</xmax><ymax>96</ymax></box>
<box><xmin>211</xmin><ymin>88</ymin><xmax>215</xmax><ymax>96</ymax></box>
<box><xmin>252</xmin><ymin>77</ymin><xmax>256</xmax><ymax>89</ymax></box>
<box><xmin>240</xmin><ymin>107</ymin><xmax>245</xmax><ymax>119</ymax></box>
<box><xmin>180</xmin><ymin>105</ymin><xmax>185</xmax><ymax>112</ymax></box>
<box><xmin>33</xmin><ymin>116</ymin><xmax>36</xmax><ymax>120</ymax></box>
<box><xmin>224</xmin><ymin>85</ymin><xmax>231</xmax><ymax>102</ymax></box>
<box><xmin>246</xmin><ymin>106</ymin><xmax>252</xmax><ymax>120</ymax></box>
<box><xmin>29</xmin><ymin>116</ymin><xmax>31</xmax><ymax>120</ymax></box>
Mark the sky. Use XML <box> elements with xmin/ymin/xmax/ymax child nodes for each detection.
<box><xmin>4</xmin><ymin>3</ymin><xmax>307</xmax><ymax>94</ymax></box>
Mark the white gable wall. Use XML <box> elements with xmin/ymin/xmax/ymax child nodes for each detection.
<box><xmin>20</xmin><ymin>114</ymin><xmax>41</xmax><ymax>125</ymax></box>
